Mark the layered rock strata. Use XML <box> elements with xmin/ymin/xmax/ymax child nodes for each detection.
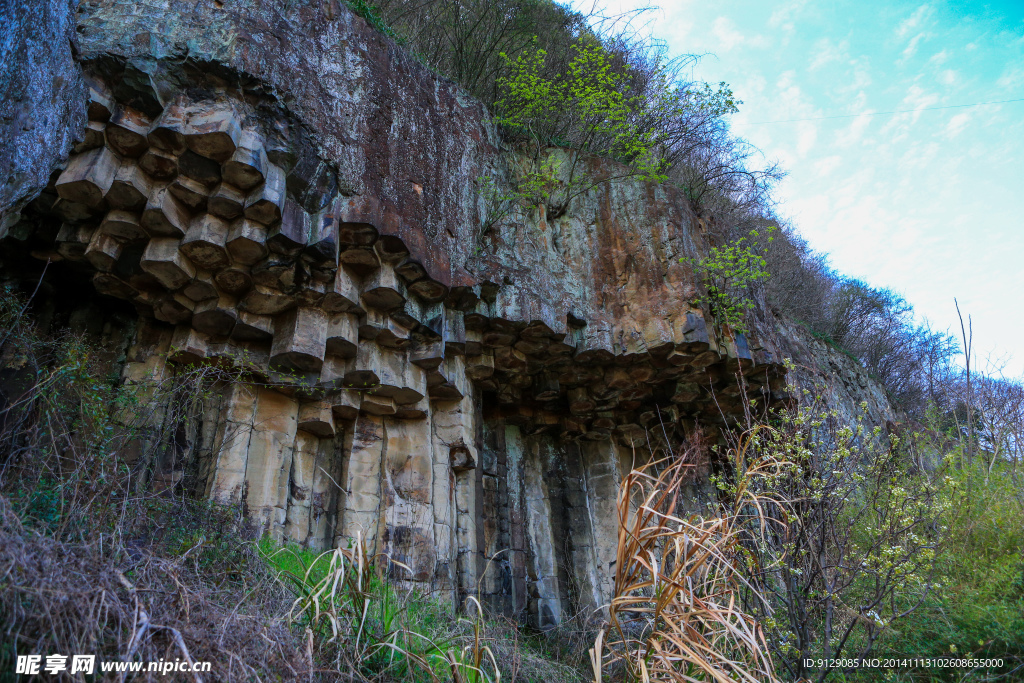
<box><xmin>0</xmin><ymin>0</ymin><xmax>795</xmax><ymax>626</ymax></box>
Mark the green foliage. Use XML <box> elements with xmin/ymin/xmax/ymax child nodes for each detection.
<box><xmin>496</xmin><ymin>40</ymin><xmax>665</xmax><ymax>178</ymax></box>
<box><xmin>493</xmin><ymin>39</ymin><xmax>738</xmax><ymax>216</ymax></box>
<box><xmin>683</xmin><ymin>227</ymin><xmax>774</xmax><ymax>333</ymax></box>
<box><xmin>868</xmin><ymin>456</ymin><xmax>1024</xmax><ymax>681</ymax></box>
<box><xmin>344</xmin><ymin>0</ymin><xmax>406</xmax><ymax>43</ymax></box>
<box><xmin>261</xmin><ymin>535</ymin><xmax>508</xmax><ymax>682</ymax></box>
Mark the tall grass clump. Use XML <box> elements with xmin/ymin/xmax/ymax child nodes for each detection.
<box><xmin>597</xmin><ymin>434</ymin><xmax>782</xmax><ymax>683</ymax></box>
<box><xmin>266</xmin><ymin>535</ymin><xmax>472</xmax><ymax>681</ymax></box>
<box><xmin>262</xmin><ymin>534</ymin><xmax>591</xmax><ymax>682</ymax></box>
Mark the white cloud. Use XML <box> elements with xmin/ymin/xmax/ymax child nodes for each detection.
<box><xmin>896</xmin><ymin>139</ymin><xmax>941</xmax><ymax>175</ymax></box>
<box><xmin>789</xmin><ymin>194</ymin><xmax>831</xmax><ymax>228</ymax></box>
<box><xmin>650</xmin><ymin>2</ymin><xmax>696</xmax><ymax>47</ymax></box>
<box><xmin>901</xmin><ymin>84</ymin><xmax>940</xmax><ymax>109</ymax></box>
<box><xmin>946</xmin><ymin>112</ymin><xmax>970</xmax><ymax>138</ymax></box>
<box><xmin>767</xmin><ymin>0</ymin><xmax>808</xmax><ymax>33</ymax></box>
<box><xmin>810</xmin><ymin>38</ymin><xmax>849</xmax><ymax>70</ymax></box>
<box><xmin>996</xmin><ymin>64</ymin><xmax>1024</xmax><ymax>91</ymax></box>
<box><xmin>879</xmin><ymin>84</ymin><xmax>940</xmax><ymax>136</ymax></box>
<box><xmin>796</xmin><ymin>122</ymin><xmax>818</xmax><ymax>157</ymax></box>
<box><xmin>709</xmin><ymin>16</ymin><xmax>769</xmax><ymax>52</ymax></box>
<box><xmin>900</xmin><ymin>32</ymin><xmax>928</xmax><ymax>62</ymax></box>
<box><xmin>835</xmin><ymin>113</ymin><xmax>873</xmax><ymax>148</ymax></box>
<box><xmin>711</xmin><ymin>17</ymin><xmax>745</xmax><ymax>51</ymax></box>
<box><xmin>773</xmin><ymin>70</ymin><xmax>820</xmax><ymax>122</ymax></box>
<box><xmin>832</xmin><ymin>58</ymin><xmax>873</xmax><ymax>97</ymax></box>
<box><xmin>813</xmin><ymin>155</ymin><xmax>842</xmax><ymax>176</ymax></box>
<box><xmin>895</xmin><ymin>4</ymin><xmax>933</xmax><ymax>39</ymax></box>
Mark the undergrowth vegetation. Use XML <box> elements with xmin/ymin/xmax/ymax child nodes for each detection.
<box><xmin>1</xmin><ymin>281</ymin><xmax>1022</xmax><ymax>681</ymax></box>
<box><xmin>0</xmin><ymin>290</ymin><xmax>308</xmax><ymax>679</ymax></box>
<box><xmin>712</xmin><ymin>391</ymin><xmax>1022</xmax><ymax>682</ymax></box>
<box><xmin>260</xmin><ymin>537</ymin><xmax>584</xmax><ymax>682</ymax></box>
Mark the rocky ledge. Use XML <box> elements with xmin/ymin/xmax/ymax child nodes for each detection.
<box><xmin>0</xmin><ymin>0</ymin><xmax>791</xmax><ymax>627</ymax></box>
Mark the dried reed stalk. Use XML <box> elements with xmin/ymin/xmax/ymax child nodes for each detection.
<box><xmin>599</xmin><ymin>437</ymin><xmax>781</xmax><ymax>683</ymax></box>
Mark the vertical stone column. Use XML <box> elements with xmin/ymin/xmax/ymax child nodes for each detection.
<box><xmin>430</xmin><ymin>363</ymin><xmax>479</xmax><ymax>608</ymax></box>
<box><xmin>477</xmin><ymin>418</ymin><xmax>516</xmax><ymax>613</ymax></box>
<box><xmin>338</xmin><ymin>413</ymin><xmax>386</xmax><ymax>552</ymax></box>
<box><xmin>454</xmin><ymin>464</ymin><xmax>479</xmax><ymax>602</ymax></box>
<box><xmin>205</xmin><ymin>382</ymin><xmax>259</xmax><ymax>504</ymax></box>
<box><xmin>284</xmin><ymin>430</ymin><xmax>319</xmax><ymax>545</ymax></box>
<box><xmin>189</xmin><ymin>379</ymin><xmax>228</xmax><ymax>500</ymax></box>
<box><xmin>240</xmin><ymin>387</ymin><xmax>299</xmax><ymax>539</ymax></box>
<box><xmin>382</xmin><ymin>418</ymin><xmax>436</xmax><ymax>583</ymax></box>
<box><xmin>503</xmin><ymin>423</ymin><xmax>530</xmax><ymax>615</ymax></box>
<box><xmin>429</xmin><ymin>409</ymin><xmax>458</xmax><ymax>603</ymax></box>
<box><xmin>310</xmin><ymin>427</ymin><xmax>350</xmax><ymax>550</ymax></box>
<box><xmin>522</xmin><ymin>436</ymin><xmax>562</xmax><ymax>629</ymax></box>
<box><xmin>579</xmin><ymin>439</ymin><xmax>626</xmax><ymax>617</ymax></box>
<box><xmin>560</xmin><ymin>441</ymin><xmax>603</xmax><ymax>620</ymax></box>
<box><xmin>118</xmin><ymin>320</ymin><xmax>173</xmax><ymax>469</ymax></box>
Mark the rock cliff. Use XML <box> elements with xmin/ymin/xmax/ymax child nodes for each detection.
<box><xmin>0</xmin><ymin>0</ymin><xmax>893</xmax><ymax>627</ymax></box>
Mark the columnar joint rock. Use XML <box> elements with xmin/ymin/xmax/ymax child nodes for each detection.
<box><xmin>5</xmin><ymin>50</ymin><xmax>791</xmax><ymax>626</ymax></box>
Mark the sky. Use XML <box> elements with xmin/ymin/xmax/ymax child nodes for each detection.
<box><xmin>583</xmin><ymin>0</ymin><xmax>1024</xmax><ymax>376</ymax></box>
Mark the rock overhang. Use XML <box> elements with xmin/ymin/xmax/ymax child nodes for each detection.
<box><xmin>0</xmin><ymin>0</ymin><xmax>809</xmax><ymax>626</ymax></box>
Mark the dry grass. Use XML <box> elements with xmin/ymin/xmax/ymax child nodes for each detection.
<box><xmin>0</xmin><ymin>289</ymin><xmax>312</xmax><ymax>680</ymax></box>
<box><xmin>596</xmin><ymin>435</ymin><xmax>783</xmax><ymax>683</ymax></box>
<box><xmin>0</xmin><ymin>495</ymin><xmax>309</xmax><ymax>681</ymax></box>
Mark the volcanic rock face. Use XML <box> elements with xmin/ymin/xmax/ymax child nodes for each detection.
<box><xmin>0</xmin><ymin>0</ymin><xmax>795</xmax><ymax>625</ymax></box>
<box><xmin>0</xmin><ymin>0</ymin><xmax>84</xmax><ymax>222</ymax></box>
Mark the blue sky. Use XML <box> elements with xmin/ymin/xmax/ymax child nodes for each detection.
<box><xmin>586</xmin><ymin>0</ymin><xmax>1024</xmax><ymax>376</ymax></box>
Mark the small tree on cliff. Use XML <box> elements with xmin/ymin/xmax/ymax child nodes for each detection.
<box><xmin>494</xmin><ymin>38</ymin><xmax>738</xmax><ymax>218</ymax></box>
<box><xmin>683</xmin><ymin>227</ymin><xmax>774</xmax><ymax>334</ymax></box>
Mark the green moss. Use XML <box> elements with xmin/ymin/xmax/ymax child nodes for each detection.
<box><xmin>344</xmin><ymin>0</ymin><xmax>406</xmax><ymax>44</ymax></box>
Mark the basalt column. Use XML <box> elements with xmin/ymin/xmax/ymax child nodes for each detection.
<box><xmin>3</xmin><ymin>51</ymin><xmax>791</xmax><ymax>626</ymax></box>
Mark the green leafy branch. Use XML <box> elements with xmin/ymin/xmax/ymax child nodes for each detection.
<box><xmin>474</xmin><ymin>175</ymin><xmax>521</xmax><ymax>240</ymax></box>
<box><xmin>682</xmin><ymin>227</ymin><xmax>775</xmax><ymax>334</ymax></box>
<box><xmin>494</xmin><ymin>39</ymin><xmax>678</xmax><ymax>217</ymax></box>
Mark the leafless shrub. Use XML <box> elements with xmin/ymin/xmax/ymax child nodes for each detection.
<box><xmin>0</xmin><ymin>289</ymin><xmax>311</xmax><ymax>680</ymax></box>
<box><xmin>371</xmin><ymin>0</ymin><xmax>596</xmax><ymax>103</ymax></box>
<box><xmin>0</xmin><ymin>496</ymin><xmax>308</xmax><ymax>681</ymax></box>
<box><xmin>741</xmin><ymin>224</ymin><xmax>963</xmax><ymax>418</ymax></box>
